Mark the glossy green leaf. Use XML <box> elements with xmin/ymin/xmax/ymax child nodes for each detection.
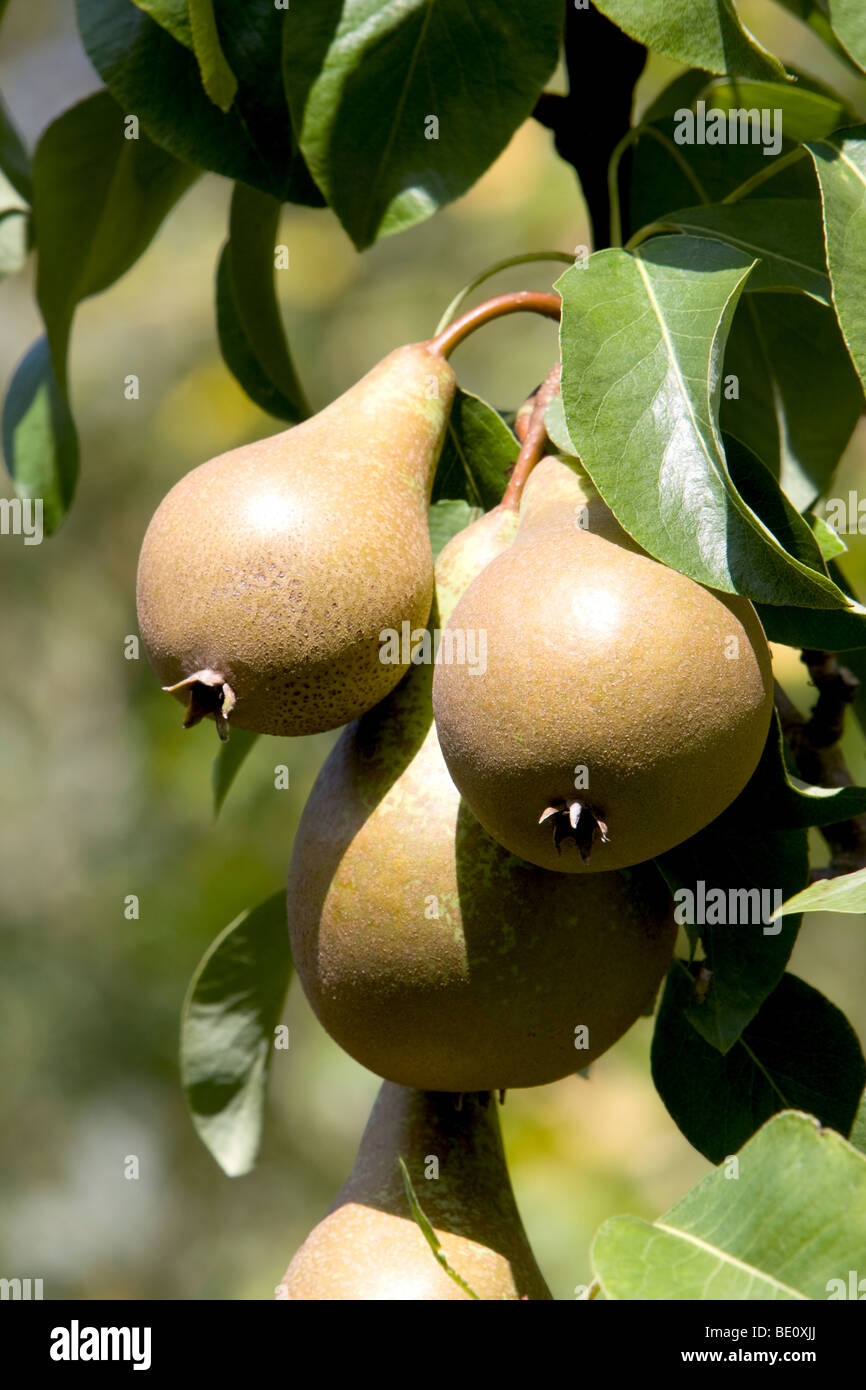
<box><xmin>593</xmin><ymin>1111</ymin><xmax>866</xmax><ymax>1299</ymax></box>
<box><xmin>592</xmin><ymin>0</ymin><xmax>786</xmax><ymax>79</ymax></box>
<box><xmin>427</xmin><ymin>500</ymin><xmax>480</xmax><ymax>562</ymax></box>
<box><xmin>657</xmin><ymin>200</ymin><xmax>830</xmax><ymax>301</ymax></box>
<box><xmin>721</xmin><ymin>294</ymin><xmax>864</xmax><ymax>512</ymax></box>
<box><xmin>557</xmin><ymin>238</ymin><xmax>856</xmax><ymax>606</ymax></box>
<box><xmin>0</xmin><ymin>92</ymin><xmax>32</xmax><ymax>200</ymax></box>
<box><xmin>657</xmin><ymin>722</ymin><xmax>809</xmax><ymax>1052</ymax></box>
<box><xmin>131</xmin><ymin>0</ymin><xmax>192</xmax><ymax>47</ymax></box>
<box><xmin>652</xmin><ymin>968</ymin><xmax>866</xmax><ymax>1162</ymax></box>
<box><xmin>772</xmin><ymin>866</ymin><xmax>866</xmax><ymax>919</ymax></box>
<box><xmin>284</xmin><ymin>0</ymin><xmax>564</xmax><ymax>248</ymax></box>
<box><xmin>180</xmin><ymin>892</ymin><xmax>292</xmax><ymax>1177</ymax></box>
<box><xmin>188</xmin><ymin>0</ymin><xmax>237</xmax><ymax>112</ymax></box>
<box><xmin>213</xmin><ymin>727</ymin><xmax>261</xmax><ymax>816</ymax></box>
<box><xmin>829</xmin><ymin>0</ymin><xmax>866</xmax><ymax>72</ymax></box>
<box><xmin>1</xmin><ymin>337</ymin><xmax>79</xmax><ymax>536</ymax></box>
<box><xmin>807</xmin><ymin>127</ymin><xmax>866</xmax><ymax>392</ymax></box>
<box><xmin>77</xmin><ymin>0</ymin><xmax>323</xmax><ymax>204</ymax></box>
<box><xmin>433</xmin><ymin>388</ymin><xmax>519</xmax><ymax>509</ymax></box>
<box><xmin>216</xmin><ymin>183</ymin><xmax>308</xmax><ymax>422</ymax></box>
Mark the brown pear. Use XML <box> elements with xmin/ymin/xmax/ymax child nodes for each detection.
<box><xmin>279</xmin><ymin>1084</ymin><xmax>551</xmax><ymax>1300</ymax></box>
<box><xmin>287</xmin><ymin>505</ymin><xmax>677</xmax><ymax>1092</ymax></box>
<box><xmin>432</xmin><ymin>457</ymin><xmax>775</xmax><ymax>872</ymax></box>
<box><xmin>136</xmin><ymin>343</ymin><xmax>455</xmax><ymax>738</ymax></box>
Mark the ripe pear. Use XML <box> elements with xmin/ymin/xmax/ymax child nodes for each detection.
<box><xmin>279</xmin><ymin>1083</ymin><xmax>551</xmax><ymax>1300</ymax></box>
<box><xmin>287</xmin><ymin>505</ymin><xmax>677</xmax><ymax>1092</ymax></box>
<box><xmin>136</xmin><ymin>344</ymin><xmax>455</xmax><ymax>738</ymax></box>
<box><xmin>432</xmin><ymin>457</ymin><xmax>775</xmax><ymax>873</ymax></box>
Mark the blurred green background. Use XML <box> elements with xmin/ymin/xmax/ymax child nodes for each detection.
<box><xmin>0</xmin><ymin>1</ymin><xmax>864</xmax><ymax>1301</ymax></box>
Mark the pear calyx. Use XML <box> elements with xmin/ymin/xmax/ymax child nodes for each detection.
<box><xmin>538</xmin><ymin>798</ymin><xmax>610</xmax><ymax>864</ymax></box>
<box><xmin>163</xmin><ymin>669</ymin><xmax>237</xmax><ymax>742</ymax></box>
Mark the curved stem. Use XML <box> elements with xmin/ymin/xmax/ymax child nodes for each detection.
<box><xmin>428</xmin><ymin>291</ymin><xmax>561</xmax><ymax>359</ymax></box>
<box><xmin>608</xmin><ymin>125</ymin><xmax>711</xmax><ymax>248</ymax></box>
<box><xmin>721</xmin><ymin>146</ymin><xmax>807</xmax><ymax>205</ymax></box>
<box><xmin>500</xmin><ymin>364</ymin><xmax>561</xmax><ymax>510</ymax></box>
<box><xmin>434</xmin><ymin>252</ymin><xmax>574</xmax><ymax>336</ymax></box>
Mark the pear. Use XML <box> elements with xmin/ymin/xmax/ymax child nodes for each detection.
<box><xmin>136</xmin><ymin>344</ymin><xmax>455</xmax><ymax>738</ymax></box>
<box><xmin>279</xmin><ymin>1083</ymin><xmax>551</xmax><ymax>1300</ymax></box>
<box><xmin>287</xmin><ymin>504</ymin><xmax>677</xmax><ymax>1092</ymax></box>
<box><xmin>432</xmin><ymin>457</ymin><xmax>775</xmax><ymax>873</ymax></box>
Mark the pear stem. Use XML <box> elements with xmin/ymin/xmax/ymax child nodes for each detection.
<box><xmin>500</xmin><ymin>365</ymin><xmax>562</xmax><ymax>511</ymax></box>
<box><xmin>428</xmin><ymin>291</ymin><xmax>561</xmax><ymax>358</ymax></box>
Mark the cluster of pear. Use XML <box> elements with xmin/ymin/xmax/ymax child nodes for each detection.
<box><xmin>137</xmin><ymin>336</ymin><xmax>774</xmax><ymax>1299</ymax></box>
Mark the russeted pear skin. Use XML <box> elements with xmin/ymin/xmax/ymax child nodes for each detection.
<box><xmin>136</xmin><ymin>344</ymin><xmax>456</xmax><ymax>737</ymax></box>
<box><xmin>279</xmin><ymin>1084</ymin><xmax>551</xmax><ymax>1300</ymax></box>
<box><xmin>432</xmin><ymin>457</ymin><xmax>775</xmax><ymax>873</ymax></box>
<box><xmin>287</xmin><ymin>506</ymin><xmax>677</xmax><ymax>1092</ymax></box>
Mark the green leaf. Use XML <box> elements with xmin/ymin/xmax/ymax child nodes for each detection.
<box><xmin>0</xmin><ymin>92</ymin><xmax>32</xmax><ymax>201</ymax></box>
<box><xmin>807</xmin><ymin>127</ymin><xmax>866</xmax><ymax>392</ymax></box>
<box><xmin>216</xmin><ymin>183</ymin><xmax>309</xmax><ymax>422</ymax></box>
<box><xmin>180</xmin><ymin>892</ymin><xmax>292</xmax><ymax>1177</ymax></box>
<box><xmin>658</xmin><ymin>200</ymin><xmax>830</xmax><ymax>301</ymax></box>
<box><xmin>2</xmin><ymin>337</ymin><xmax>79</xmax><ymax>536</ymax></box>
<box><xmin>721</xmin><ymin>294</ymin><xmax>864</xmax><ymax>513</ymax></box>
<box><xmin>829</xmin><ymin>0</ymin><xmax>866</xmax><ymax>72</ymax></box>
<box><xmin>284</xmin><ymin>0</ymin><xmax>564</xmax><ymax>248</ymax></box>
<box><xmin>592</xmin><ymin>0</ymin><xmax>787</xmax><ymax>79</ymax></box>
<box><xmin>10</xmin><ymin>89</ymin><xmax>196</xmax><ymax>528</ymax></box>
<box><xmin>772</xmin><ymin>866</ymin><xmax>866</xmax><ymax>919</ymax></box>
<box><xmin>593</xmin><ymin>1111</ymin><xmax>866</xmax><ymax>1299</ymax></box>
<box><xmin>33</xmin><ymin>90</ymin><xmax>198</xmax><ymax>384</ymax></box>
<box><xmin>652</xmin><ymin>967</ymin><xmax>866</xmax><ymax>1162</ymax></box>
<box><xmin>427</xmin><ymin>500</ymin><xmax>480</xmax><ymax>562</ymax></box>
<box><xmin>188</xmin><ymin>0</ymin><xmax>237</xmax><ymax>113</ymax></box>
<box><xmin>131</xmin><ymin>0</ymin><xmax>193</xmax><ymax>48</ymax></box>
<box><xmin>433</xmin><ymin>388</ymin><xmax>519</xmax><ymax>509</ymax></box>
<box><xmin>213</xmin><ymin>727</ymin><xmax>260</xmax><ymax>816</ymax></box>
<box><xmin>77</xmin><ymin>0</ymin><xmax>323</xmax><ymax>204</ymax></box>
<box><xmin>657</xmin><ymin>722</ymin><xmax>809</xmax><ymax>1053</ymax></box>
<box><xmin>812</xmin><ymin>513</ymin><xmax>848</xmax><ymax>561</ymax></box>
<box><xmin>557</xmin><ymin>238</ymin><xmax>857</xmax><ymax>607</ymax></box>
<box><xmin>398</xmin><ymin>1158</ymin><xmax>480</xmax><ymax>1299</ymax></box>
